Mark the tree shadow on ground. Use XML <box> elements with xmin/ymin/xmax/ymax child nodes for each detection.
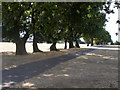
<box><xmin>2</xmin><ymin>49</ymin><xmax>95</xmax><ymax>84</ymax></box>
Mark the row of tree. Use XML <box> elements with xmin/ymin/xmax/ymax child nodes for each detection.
<box><xmin>2</xmin><ymin>2</ymin><xmax>116</xmax><ymax>55</ymax></box>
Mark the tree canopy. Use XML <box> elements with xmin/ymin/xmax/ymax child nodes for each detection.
<box><xmin>2</xmin><ymin>2</ymin><xmax>115</xmax><ymax>55</ymax></box>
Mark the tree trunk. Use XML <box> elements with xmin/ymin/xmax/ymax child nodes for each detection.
<box><xmin>87</xmin><ymin>43</ymin><xmax>89</xmax><ymax>46</ymax></box>
<box><xmin>64</xmin><ymin>39</ymin><xmax>67</xmax><ymax>49</ymax></box>
<box><xmin>15</xmin><ymin>32</ymin><xmax>29</xmax><ymax>55</ymax></box>
<box><xmin>50</xmin><ymin>42</ymin><xmax>59</xmax><ymax>51</ymax></box>
<box><xmin>16</xmin><ymin>40</ymin><xmax>28</xmax><ymax>55</ymax></box>
<box><xmin>69</xmin><ymin>40</ymin><xmax>74</xmax><ymax>48</ymax></box>
<box><xmin>68</xmin><ymin>27</ymin><xmax>74</xmax><ymax>49</ymax></box>
<box><xmin>33</xmin><ymin>34</ymin><xmax>42</xmax><ymax>52</ymax></box>
<box><xmin>75</xmin><ymin>40</ymin><xmax>80</xmax><ymax>48</ymax></box>
<box><xmin>32</xmin><ymin>9</ymin><xmax>42</xmax><ymax>52</ymax></box>
<box><xmin>91</xmin><ymin>38</ymin><xmax>94</xmax><ymax>46</ymax></box>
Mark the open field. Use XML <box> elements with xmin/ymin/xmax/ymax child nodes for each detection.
<box><xmin>0</xmin><ymin>42</ymin><xmax>119</xmax><ymax>53</ymax></box>
<box><xmin>0</xmin><ymin>42</ymin><xmax>89</xmax><ymax>53</ymax></box>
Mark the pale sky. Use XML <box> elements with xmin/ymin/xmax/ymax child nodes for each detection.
<box><xmin>105</xmin><ymin>2</ymin><xmax>119</xmax><ymax>42</ymax></box>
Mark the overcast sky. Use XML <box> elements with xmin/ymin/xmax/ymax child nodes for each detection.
<box><xmin>105</xmin><ymin>2</ymin><xmax>119</xmax><ymax>42</ymax></box>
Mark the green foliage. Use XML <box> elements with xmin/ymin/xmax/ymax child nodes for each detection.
<box><xmin>2</xmin><ymin>2</ymin><xmax>31</xmax><ymax>42</ymax></box>
<box><xmin>94</xmin><ymin>30</ymin><xmax>112</xmax><ymax>45</ymax></box>
<box><xmin>2</xmin><ymin>2</ymin><xmax>113</xmax><ymax>54</ymax></box>
<box><xmin>114</xmin><ymin>41</ymin><xmax>120</xmax><ymax>45</ymax></box>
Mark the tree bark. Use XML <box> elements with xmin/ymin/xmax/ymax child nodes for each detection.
<box><xmin>33</xmin><ymin>33</ymin><xmax>43</xmax><ymax>52</ymax></box>
<box><xmin>50</xmin><ymin>42</ymin><xmax>59</xmax><ymax>51</ymax></box>
<box><xmin>68</xmin><ymin>27</ymin><xmax>74</xmax><ymax>48</ymax></box>
<box><xmin>64</xmin><ymin>39</ymin><xmax>67</xmax><ymax>49</ymax></box>
<box><xmin>15</xmin><ymin>32</ymin><xmax>29</xmax><ymax>55</ymax></box>
<box><xmin>69</xmin><ymin>40</ymin><xmax>74</xmax><ymax>48</ymax></box>
<box><xmin>75</xmin><ymin>40</ymin><xmax>80</xmax><ymax>48</ymax></box>
<box><xmin>16</xmin><ymin>40</ymin><xmax>28</xmax><ymax>55</ymax></box>
<box><xmin>91</xmin><ymin>38</ymin><xmax>94</xmax><ymax>46</ymax></box>
<box><xmin>87</xmin><ymin>43</ymin><xmax>89</xmax><ymax>46</ymax></box>
<box><xmin>31</xmin><ymin>9</ymin><xmax>42</xmax><ymax>53</ymax></box>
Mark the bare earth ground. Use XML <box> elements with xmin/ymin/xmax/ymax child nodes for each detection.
<box><xmin>2</xmin><ymin>48</ymin><xmax>88</xmax><ymax>70</ymax></box>
<box><xmin>0</xmin><ymin>43</ymin><xmax>119</xmax><ymax>88</ymax></box>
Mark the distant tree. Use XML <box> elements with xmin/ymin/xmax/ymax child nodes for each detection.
<box><xmin>114</xmin><ymin>41</ymin><xmax>120</xmax><ymax>45</ymax></box>
<box><xmin>82</xmin><ymin>7</ymin><xmax>107</xmax><ymax>46</ymax></box>
<box><xmin>94</xmin><ymin>30</ymin><xmax>112</xmax><ymax>45</ymax></box>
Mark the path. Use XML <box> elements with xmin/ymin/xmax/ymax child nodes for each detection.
<box><xmin>2</xmin><ymin>45</ymin><xmax>118</xmax><ymax>88</ymax></box>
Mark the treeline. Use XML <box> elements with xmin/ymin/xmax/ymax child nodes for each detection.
<box><xmin>113</xmin><ymin>41</ymin><xmax>120</xmax><ymax>45</ymax></box>
<box><xmin>2</xmin><ymin>2</ymin><xmax>115</xmax><ymax>55</ymax></box>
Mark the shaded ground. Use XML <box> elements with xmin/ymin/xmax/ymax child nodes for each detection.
<box><xmin>2</xmin><ymin>48</ymin><xmax>88</xmax><ymax>70</ymax></box>
<box><xmin>1</xmin><ymin>46</ymin><xmax>118</xmax><ymax>88</ymax></box>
